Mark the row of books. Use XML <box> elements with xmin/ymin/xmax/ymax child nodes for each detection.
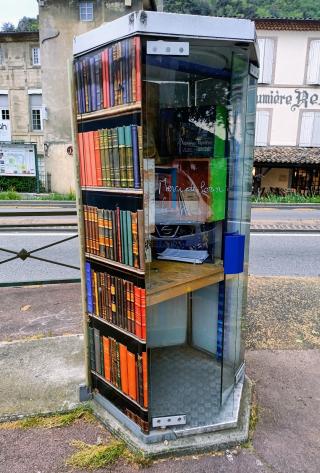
<box><xmin>78</xmin><ymin>125</ymin><xmax>142</xmax><ymax>189</ymax></box>
<box><xmin>86</xmin><ymin>263</ymin><xmax>146</xmax><ymax>340</ymax></box>
<box><xmin>75</xmin><ymin>37</ymin><xmax>141</xmax><ymax>114</ymax></box>
<box><xmin>89</xmin><ymin>327</ymin><xmax>148</xmax><ymax>408</ymax></box>
<box><xmin>84</xmin><ymin>205</ymin><xmax>144</xmax><ymax>271</ymax></box>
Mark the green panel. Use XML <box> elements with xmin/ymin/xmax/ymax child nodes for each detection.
<box><xmin>214</xmin><ymin>104</ymin><xmax>227</xmax><ymax>159</ymax></box>
<box><xmin>209</xmin><ymin>158</ymin><xmax>227</xmax><ymax>221</ymax></box>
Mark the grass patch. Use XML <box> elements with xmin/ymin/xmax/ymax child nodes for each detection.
<box><xmin>66</xmin><ymin>440</ymin><xmax>152</xmax><ymax>470</ymax></box>
<box><xmin>0</xmin><ymin>190</ymin><xmax>22</xmax><ymax>200</ymax></box>
<box><xmin>242</xmin><ymin>389</ymin><xmax>259</xmax><ymax>449</ymax></box>
<box><xmin>0</xmin><ymin>406</ymin><xmax>95</xmax><ymax>430</ymax></box>
<box><xmin>35</xmin><ymin>191</ymin><xmax>76</xmax><ymax>201</ymax></box>
<box><xmin>66</xmin><ymin>440</ymin><xmax>126</xmax><ymax>469</ymax></box>
<box><xmin>252</xmin><ymin>193</ymin><xmax>320</xmax><ymax>204</ymax></box>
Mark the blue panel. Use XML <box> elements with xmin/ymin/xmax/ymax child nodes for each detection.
<box><xmin>224</xmin><ymin>233</ymin><xmax>245</xmax><ymax>274</ymax></box>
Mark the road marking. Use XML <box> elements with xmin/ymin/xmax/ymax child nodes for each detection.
<box><xmin>0</xmin><ymin>233</ymin><xmax>78</xmax><ymax>237</ymax></box>
<box><xmin>251</xmin><ymin>233</ymin><xmax>320</xmax><ymax>236</ymax></box>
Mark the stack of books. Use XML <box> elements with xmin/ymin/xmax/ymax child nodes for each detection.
<box><xmin>74</xmin><ymin>37</ymin><xmax>141</xmax><ymax>114</ymax></box>
<box><xmin>86</xmin><ymin>263</ymin><xmax>146</xmax><ymax>340</ymax></box>
<box><xmin>83</xmin><ymin>205</ymin><xmax>145</xmax><ymax>270</ymax></box>
<box><xmin>89</xmin><ymin>327</ymin><xmax>148</xmax><ymax>408</ymax></box>
<box><xmin>78</xmin><ymin>125</ymin><xmax>142</xmax><ymax>189</ymax></box>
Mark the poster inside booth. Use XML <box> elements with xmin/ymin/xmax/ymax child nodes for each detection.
<box><xmin>0</xmin><ymin>143</ymin><xmax>36</xmax><ymax>176</ymax></box>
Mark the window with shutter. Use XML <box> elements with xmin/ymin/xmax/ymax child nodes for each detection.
<box><xmin>255</xmin><ymin>110</ymin><xmax>270</xmax><ymax>146</ymax></box>
<box><xmin>0</xmin><ymin>93</ymin><xmax>9</xmax><ymax>121</ymax></box>
<box><xmin>29</xmin><ymin>93</ymin><xmax>43</xmax><ymax>131</ymax></box>
<box><xmin>257</xmin><ymin>38</ymin><xmax>275</xmax><ymax>84</ymax></box>
<box><xmin>306</xmin><ymin>40</ymin><xmax>320</xmax><ymax>85</ymax></box>
<box><xmin>299</xmin><ymin>111</ymin><xmax>320</xmax><ymax>146</ymax></box>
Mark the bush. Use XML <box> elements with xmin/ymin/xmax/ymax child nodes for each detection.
<box><xmin>0</xmin><ymin>176</ymin><xmax>40</xmax><ymax>192</ymax></box>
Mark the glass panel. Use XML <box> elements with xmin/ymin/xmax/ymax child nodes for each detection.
<box><xmin>222</xmin><ymin>56</ymin><xmax>257</xmax><ymax>404</ymax></box>
<box><xmin>143</xmin><ymin>37</ymin><xmax>252</xmax><ymax>430</ymax></box>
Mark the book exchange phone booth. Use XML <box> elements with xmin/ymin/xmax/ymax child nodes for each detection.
<box><xmin>73</xmin><ymin>11</ymin><xmax>259</xmax><ymax>443</ymax></box>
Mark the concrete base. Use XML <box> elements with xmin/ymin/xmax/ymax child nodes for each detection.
<box><xmin>0</xmin><ymin>335</ymin><xmax>85</xmax><ymax>421</ymax></box>
<box><xmin>91</xmin><ymin>376</ymin><xmax>252</xmax><ymax>458</ymax></box>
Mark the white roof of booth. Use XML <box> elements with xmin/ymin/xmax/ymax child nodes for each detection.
<box><xmin>73</xmin><ymin>10</ymin><xmax>257</xmax><ymax>57</ymax></box>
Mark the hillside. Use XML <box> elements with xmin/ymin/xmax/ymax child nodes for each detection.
<box><xmin>163</xmin><ymin>0</ymin><xmax>320</xmax><ymax>20</ymax></box>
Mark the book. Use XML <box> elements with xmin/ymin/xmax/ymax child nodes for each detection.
<box><xmin>119</xmin><ymin>343</ymin><xmax>129</xmax><ymax>395</ymax></box>
<box><xmin>85</xmin><ymin>262</ymin><xmax>93</xmax><ymax>314</ymax></box>
<box><xmin>131</xmin><ymin>125</ymin><xmax>140</xmax><ymax>189</ymax></box>
<box><xmin>118</xmin><ymin>126</ymin><xmax>127</xmax><ymax>187</ymax></box>
<box><xmin>93</xmin><ymin>327</ymin><xmax>102</xmax><ymax>375</ymax></box>
<box><xmin>103</xmin><ymin>336</ymin><xmax>111</xmax><ymax>381</ymax></box>
<box><xmin>88</xmin><ymin>327</ymin><xmax>96</xmax><ymax>372</ymax></box>
<box><xmin>127</xmin><ymin>351</ymin><xmax>137</xmax><ymax>401</ymax></box>
<box><xmin>124</xmin><ymin>126</ymin><xmax>134</xmax><ymax>188</ymax></box>
<box><xmin>137</xmin><ymin>210</ymin><xmax>145</xmax><ymax>271</ymax></box>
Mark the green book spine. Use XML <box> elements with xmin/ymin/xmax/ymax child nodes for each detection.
<box><xmin>120</xmin><ymin>210</ymin><xmax>126</xmax><ymax>265</ymax></box>
<box><xmin>103</xmin><ymin>130</ymin><xmax>111</xmax><ymax>187</ymax></box>
<box><xmin>214</xmin><ymin>104</ymin><xmax>227</xmax><ymax>159</ymax></box>
<box><xmin>88</xmin><ymin>326</ymin><xmax>96</xmax><ymax>372</ymax></box>
<box><xmin>124</xmin><ymin>125</ymin><xmax>134</xmax><ymax>188</ymax></box>
<box><xmin>107</xmin><ymin>129</ymin><xmax>115</xmax><ymax>187</ymax></box>
<box><xmin>112</xmin><ymin>127</ymin><xmax>121</xmax><ymax>187</ymax></box>
<box><xmin>126</xmin><ymin>210</ymin><xmax>133</xmax><ymax>267</ymax></box>
<box><xmin>118</xmin><ymin>126</ymin><xmax>127</xmax><ymax>187</ymax></box>
<box><xmin>99</xmin><ymin>130</ymin><xmax>107</xmax><ymax>186</ymax></box>
<box><xmin>93</xmin><ymin>327</ymin><xmax>101</xmax><ymax>374</ymax></box>
<box><xmin>121</xmin><ymin>210</ymin><xmax>128</xmax><ymax>265</ymax></box>
<box><xmin>209</xmin><ymin>158</ymin><xmax>227</xmax><ymax>222</ymax></box>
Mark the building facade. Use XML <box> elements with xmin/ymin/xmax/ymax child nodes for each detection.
<box><xmin>255</xmin><ymin>19</ymin><xmax>320</xmax><ymax>195</ymax></box>
<box><xmin>0</xmin><ymin>32</ymin><xmax>45</xmax><ymax>185</ymax></box>
<box><xmin>38</xmin><ymin>0</ymin><xmax>161</xmax><ymax>193</ymax></box>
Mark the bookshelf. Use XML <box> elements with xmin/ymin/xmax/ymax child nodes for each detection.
<box><xmin>72</xmin><ymin>11</ymin><xmax>258</xmax><ymax>446</ymax></box>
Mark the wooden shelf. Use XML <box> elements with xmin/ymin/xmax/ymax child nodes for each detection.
<box><xmin>147</xmin><ymin>260</ymin><xmax>225</xmax><ymax>306</ymax></box>
<box><xmin>81</xmin><ymin>186</ymin><xmax>143</xmax><ymax>195</ymax></box>
<box><xmin>77</xmin><ymin>102</ymin><xmax>141</xmax><ymax>121</ymax></box>
<box><xmin>85</xmin><ymin>253</ymin><xmax>145</xmax><ymax>276</ymax></box>
<box><xmin>91</xmin><ymin>370</ymin><xmax>148</xmax><ymax>412</ymax></box>
<box><xmin>89</xmin><ymin>313</ymin><xmax>146</xmax><ymax>344</ymax></box>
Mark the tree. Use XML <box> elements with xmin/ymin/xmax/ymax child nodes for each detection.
<box><xmin>1</xmin><ymin>22</ymin><xmax>16</xmax><ymax>32</ymax></box>
<box><xmin>16</xmin><ymin>16</ymin><xmax>39</xmax><ymax>32</ymax></box>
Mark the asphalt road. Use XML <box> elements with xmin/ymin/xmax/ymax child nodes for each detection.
<box><xmin>0</xmin><ymin>232</ymin><xmax>80</xmax><ymax>284</ymax></box>
<box><xmin>0</xmin><ymin>230</ymin><xmax>319</xmax><ymax>283</ymax></box>
<box><xmin>249</xmin><ymin>232</ymin><xmax>320</xmax><ymax>276</ymax></box>
<box><xmin>251</xmin><ymin>207</ymin><xmax>320</xmax><ymax>222</ymax></box>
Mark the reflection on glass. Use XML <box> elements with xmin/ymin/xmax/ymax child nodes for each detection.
<box><xmin>143</xmin><ymin>38</ymin><xmax>256</xmax><ymax>432</ymax></box>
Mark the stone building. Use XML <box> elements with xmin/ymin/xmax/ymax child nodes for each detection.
<box><xmin>38</xmin><ymin>0</ymin><xmax>161</xmax><ymax>193</ymax></box>
<box><xmin>254</xmin><ymin>18</ymin><xmax>320</xmax><ymax>195</ymax></box>
<box><xmin>0</xmin><ymin>31</ymin><xmax>45</xmax><ymax>184</ymax></box>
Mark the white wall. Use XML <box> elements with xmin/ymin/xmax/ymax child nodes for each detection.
<box><xmin>257</xmin><ymin>28</ymin><xmax>320</xmax><ymax>146</ymax></box>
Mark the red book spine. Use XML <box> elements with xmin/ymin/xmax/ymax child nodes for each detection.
<box><xmin>134</xmin><ymin>286</ymin><xmax>142</xmax><ymax>339</ymax></box>
<box><xmin>77</xmin><ymin>133</ymin><xmax>85</xmax><ymax>186</ymax></box>
<box><xmin>93</xmin><ymin>131</ymin><xmax>102</xmax><ymax>187</ymax></box>
<box><xmin>135</xmin><ymin>36</ymin><xmax>142</xmax><ymax>102</ymax></box>
<box><xmin>142</xmin><ymin>352</ymin><xmax>148</xmax><ymax>408</ymax></box>
<box><xmin>88</xmin><ymin>131</ymin><xmax>97</xmax><ymax>187</ymax></box>
<box><xmin>140</xmin><ymin>288</ymin><xmax>146</xmax><ymax>341</ymax></box>
<box><xmin>83</xmin><ymin>132</ymin><xmax>92</xmax><ymax>187</ymax></box>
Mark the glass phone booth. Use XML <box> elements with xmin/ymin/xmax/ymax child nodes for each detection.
<box><xmin>73</xmin><ymin>11</ymin><xmax>259</xmax><ymax>445</ymax></box>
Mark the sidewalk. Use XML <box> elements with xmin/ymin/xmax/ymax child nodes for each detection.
<box><xmin>0</xmin><ymin>278</ymin><xmax>319</xmax><ymax>471</ymax></box>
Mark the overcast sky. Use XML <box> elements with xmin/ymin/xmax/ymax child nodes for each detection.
<box><xmin>1</xmin><ymin>0</ymin><xmax>38</xmax><ymax>26</ymax></box>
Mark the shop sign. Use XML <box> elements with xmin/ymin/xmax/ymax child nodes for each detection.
<box><xmin>257</xmin><ymin>88</ymin><xmax>320</xmax><ymax>111</ymax></box>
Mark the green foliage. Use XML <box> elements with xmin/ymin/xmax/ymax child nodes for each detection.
<box><xmin>1</xmin><ymin>16</ymin><xmax>38</xmax><ymax>33</ymax></box>
<box><xmin>252</xmin><ymin>193</ymin><xmax>320</xmax><ymax>203</ymax></box>
<box><xmin>0</xmin><ymin>190</ymin><xmax>21</xmax><ymax>200</ymax></box>
<box><xmin>163</xmin><ymin>0</ymin><xmax>320</xmax><ymax>19</ymax></box>
<box><xmin>16</xmin><ymin>16</ymin><xmax>39</xmax><ymax>32</ymax></box>
<box><xmin>0</xmin><ymin>176</ymin><xmax>39</xmax><ymax>193</ymax></box>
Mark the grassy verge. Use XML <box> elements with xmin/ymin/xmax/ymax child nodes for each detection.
<box><xmin>0</xmin><ymin>406</ymin><xmax>95</xmax><ymax>430</ymax></box>
<box><xmin>0</xmin><ymin>191</ymin><xmax>76</xmax><ymax>201</ymax></box>
<box><xmin>66</xmin><ymin>440</ymin><xmax>151</xmax><ymax>470</ymax></box>
<box><xmin>252</xmin><ymin>194</ymin><xmax>320</xmax><ymax>204</ymax></box>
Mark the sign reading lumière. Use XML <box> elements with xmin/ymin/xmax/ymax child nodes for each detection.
<box><xmin>257</xmin><ymin>88</ymin><xmax>320</xmax><ymax>112</ymax></box>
